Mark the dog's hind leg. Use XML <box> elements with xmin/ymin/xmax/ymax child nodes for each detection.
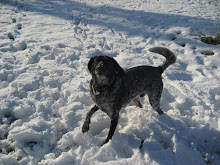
<box><xmin>82</xmin><ymin>105</ymin><xmax>99</xmax><ymax>133</ymax></box>
<box><xmin>133</xmin><ymin>96</ymin><xmax>143</xmax><ymax>108</ymax></box>
<box><xmin>104</xmin><ymin>111</ymin><xmax>119</xmax><ymax>144</ymax></box>
<box><xmin>148</xmin><ymin>85</ymin><xmax>163</xmax><ymax>115</ymax></box>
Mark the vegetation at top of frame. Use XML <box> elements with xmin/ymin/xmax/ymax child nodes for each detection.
<box><xmin>201</xmin><ymin>31</ymin><xmax>220</xmax><ymax>45</ymax></box>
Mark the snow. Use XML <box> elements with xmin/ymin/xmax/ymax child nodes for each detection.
<box><xmin>0</xmin><ymin>0</ymin><xmax>220</xmax><ymax>164</ymax></box>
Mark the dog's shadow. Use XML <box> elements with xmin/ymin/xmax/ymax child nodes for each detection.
<box><xmin>140</xmin><ymin>113</ymin><xmax>220</xmax><ymax>164</ymax></box>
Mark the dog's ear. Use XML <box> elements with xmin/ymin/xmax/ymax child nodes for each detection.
<box><xmin>88</xmin><ymin>56</ymin><xmax>96</xmax><ymax>73</ymax></box>
<box><xmin>112</xmin><ymin>59</ymin><xmax>124</xmax><ymax>76</ymax></box>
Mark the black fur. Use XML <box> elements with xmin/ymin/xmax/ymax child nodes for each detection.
<box><xmin>82</xmin><ymin>47</ymin><xmax>176</xmax><ymax>144</ymax></box>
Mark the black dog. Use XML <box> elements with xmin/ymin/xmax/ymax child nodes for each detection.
<box><xmin>82</xmin><ymin>47</ymin><xmax>176</xmax><ymax>144</ymax></box>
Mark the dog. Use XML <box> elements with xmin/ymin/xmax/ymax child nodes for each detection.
<box><xmin>82</xmin><ymin>47</ymin><xmax>176</xmax><ymax>144</ymax></box>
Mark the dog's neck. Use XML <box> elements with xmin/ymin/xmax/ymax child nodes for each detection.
<box><xmin>91</xmin><ymin>76</ymin><xmax>116</xmax><ymax>94</ymax></box>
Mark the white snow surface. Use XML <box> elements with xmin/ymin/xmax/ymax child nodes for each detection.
<box><xmin>0</xmin><ymin>0</ymin><xmax>220</xmax><ymax>164</ymax></box>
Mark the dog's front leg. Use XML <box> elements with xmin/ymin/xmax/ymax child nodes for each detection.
<box><xmin>104</xmin><ymin>111</ymin><xmax>119</xmax><ymax>144</ymax></box>
<box><xmin>82</xmin><ymin>105</ymin><xmax>99</xmax><ymax>133</ymax></box>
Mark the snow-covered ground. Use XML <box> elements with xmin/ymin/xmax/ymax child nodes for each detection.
<box><xmin>0</xmin><ymin>0</ymin><xmax>220</xmax><ymax>164</ymax></box>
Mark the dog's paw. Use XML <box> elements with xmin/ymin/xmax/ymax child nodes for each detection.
<box><xmin>82</xmin><ymin>122</ymin><xmax>90</xmax><ymax>133</ymax></box>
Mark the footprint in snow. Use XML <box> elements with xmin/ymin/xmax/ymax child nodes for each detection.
<box><xmin>176</xmin><ymin>41</ymin><xmax>186</xmax><ymax>47</ymax></box>
<box><xmin>169</xmin><ymin>34</ymin><xmax>177</xmax><ymax>41</ymax></box>
<box><xmin>41</xmin><ymin>45</ymin><xmax>51</xmax><ymax>50</ymax></box>
<box><xmin>166</xmin><ymin>71</ymin><xmax>193</xmax><ymax>82</ymax></box>
<box><xmin>8</xmin><ymin>33</ymin><xmax>15</xmax><ymax>40</ymax></box>
<box><xmin>11</xmin><ymin>17</ymin><xmax>16</xmax><ymax>23</ymax></box>
<box><xmin>191</xmin><ymin>45</ymin><xmax>196</xmax><ymax>50</ymax></box>
<box><xmin>175</xmin><ymin>30</ymin><xmax>182</xmax><ymax>35</ymax></box>
<box><xmin>16</xmin><ymin>23</ymin><xmax>22</xmax><ymax>30</ymax></box>
<box><xmin>25</xmin><ymin>52</ymin><xmax>41</xmax><ymax>64</ymax></box>
<box><xmin>58</xmin><ymin>43</ymin><xmax>67</xmax><ymax>48</ymax></box>
<box><xmin>20</xmin><ymin>41</ymin><xmax>27</xmax><ymax>50</ymax></box>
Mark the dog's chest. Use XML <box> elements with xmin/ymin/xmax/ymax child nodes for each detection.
<box><xmin>91</xmin><ymin>87</ymin><xmax>117</xmax><ymax>105</ymax></box>
<box><xmin>90</xmin><ymin>81</ymin><xmax>122</xmax><ymax>112</ymax></box>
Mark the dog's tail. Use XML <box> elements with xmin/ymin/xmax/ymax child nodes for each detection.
<box><xmin>149</xmin><ymin>47</ymin><xmax>176</xmax><ymax>72</ymax></box>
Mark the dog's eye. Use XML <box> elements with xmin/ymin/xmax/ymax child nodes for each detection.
<box><xmin>97</xmin><ymin>62</ymin><xmax>104</xmax><ymax>68</ymax></box>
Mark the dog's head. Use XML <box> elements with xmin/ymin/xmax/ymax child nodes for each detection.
<box><xmin>88</xmin><ymin>55</ymin><xmax>124</xmax><ymax>87</ymax></box>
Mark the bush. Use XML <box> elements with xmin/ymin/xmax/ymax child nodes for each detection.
<box><xmin>201</xmin><ymin>31</ymin><xmax>220</xmax><ymax>45</ymax></box>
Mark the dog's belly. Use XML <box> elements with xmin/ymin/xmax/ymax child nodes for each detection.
<box><xmin>120</xmin><ymin>85</ymin><xmax>147</xmax><ymax>108</ymax></box>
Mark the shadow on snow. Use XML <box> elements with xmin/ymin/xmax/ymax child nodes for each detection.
<box><xmin>1</xmin><ymin>0</ymin><xmax>219</xmax><ymax>38</ymax></box>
